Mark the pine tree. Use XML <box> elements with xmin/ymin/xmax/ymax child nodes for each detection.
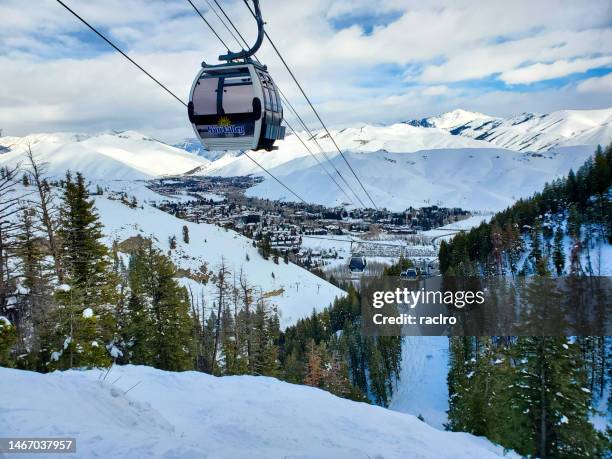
<box><xmin>322</xmin><ymin>348</ymin><xmax>356</xmax><ymax>399</ymax></box>
<box><xmin>249</xmin><ymin>299</ymin><xmax>279</xmax><ymax>376</ymax></box>
<box><xmin>108</xmin><ymin>241</ymin><xmax>128</xmax><ymax>364</ymax></box>
<box><xmin>511</xmin><ymin>337</ymin><xmax>606</xmax><ymax>458</ymax></box>
<box><xmin>221</xmin><ymin>301</ymin><xmax>240</xmax><ymax>375</ymax></box>
<box><xmin>51</xmin><ymin>172</ymin><xmax>117</xmax><ymax>369</ymax></box>
<box><xmin>182</xmin><ymin>225</ymin><xmax>190</xmax><ymax>244</ymax></box>
<box><xmin>553</xmin><ymin>227</ymin><xmax>565</xmax><ymax>276</ymax></box>
<box><xmin>16</xmin><ymin>206</ymin><xmax>56</xmax><ymax>369</ymax></box>
<box><xmin>26</xmin><ymin>147</ymin><xmax>63</xmax><ymax>283</ymax></box>
<box><xmin>530</xmin><ymin>221</ymin><xmax>543</xmax><ymax>269</ymax></box>
<box><xmin>123</xmin><ymin>245</ymin><xmax>157</xmax><ymax>366</ymax></box>
<box><xmin>366</xmin><ymin>339</ymin><xmax>389</xmax><ymax>406</ymax></box>
<box><xmin>438</xmin><ymin>240</ymin><xmax>451</xmax><ymax>274</ymax></box>
<box><xmin>168</xmin><ymin>235</ymin><xmax>177</xmax><ymax>250</ymax></box>
<box><xmin>258</xmin><ymin>234</ymin><xmax>271</xmax><ymax>260</ymax></box>
<box><xmin>447</xmin><ymin>337</ymin><xmax>477</xmax><ymax>432</ymax></box>
<box><xmin>0</xmin><ymin>317</ymin><xmax>16</xmax><ymax>366</ymax></box>
<box><xmin>503</xmin><ymin>222</ymin><xmax>522</xmax><ymax>275</ymax></box>
<box><xmin>304</xmin><ymin>339</ymin><xmax>324</xmax><ymax>387</ymax></box>
<box><xmin>210</xmin><ymin>261</ymin><xmax>229</xmax><ymax>374</ymax></box>
<box><xmin>58</xmin><ymin>172</ymin><xmax>111</xmax><ymax>299</ymax></box>
<box><xmin>125</xmin><ymin>241</ymin><xmax>194</xmax><ymax>371</ymax></box>
<box><xmin>0</xmin><ymin>165</ymin><xmax>21</xmax><ymax>329</ymax></box>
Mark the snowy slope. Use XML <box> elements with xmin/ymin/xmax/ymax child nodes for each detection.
<box><xmin>187</xmin><ymin>108</ymin><xmax>610</xmax><ymax>211</ymax></box>
<box><xmin>0</xmin><ymin>131</ymin><xmax>209</xmax><ymax>179</ymax></box>
<box><xmin>177</xmin><ymin>115</ymin><xmax>492</xmax><ymax>166</ymax></box>
<box><xmin>173</xmin><ymin>137</ymin><xmax>231</xmax><ymax>162</ymax></box>
<box><xmin>390</xmin><ymin>337</ymin><xmax>450</xmax><ymax>430</ymax></box>
<box><xmin>194</xmin><ymin>145</ymin><xmax>598</xmax><ymax>211</ymax></box>
<box><xmin>299</xmin><ymin>123</ymin><xmax>490</xmax><ymax>153</ymax></box>
<box><xmin>406</xmin><ymin>109</ymin><xmax>494</xmax><ymax>130</ymax></box>
<box><xmin>0</xmin><ymin>130</ymin><xmax>343</xmax><ymax>327</ymax></box>
<box><xmin>0</xmin><ymin>365</ymin><xmax>517</xmax><ymax>458</ymax></box>
<box><xmin>448</xmin><ymin>108</ymin><xmax>612</xmax><ymax>151</ymax></box>
<box><xmin>186</xmin><ymin>108</ymin><xmax>610</xmax><ymax>164</ymax></box>
<box><xmin>92</xmin><ymin>184</ymin><xmax>344</xmax><ymax>328</ymax></box>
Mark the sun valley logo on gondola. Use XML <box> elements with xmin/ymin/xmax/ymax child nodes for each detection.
<box><xmin>205</xmin><ymin>116</ymin><xmax>246</xmax><ymax>136</ymax></box>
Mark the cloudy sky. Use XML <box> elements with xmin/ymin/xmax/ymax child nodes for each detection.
<box><xmin>1</xmin><ymin>0</ymin><xmax>611</xmax><ymax>142</ymax></box>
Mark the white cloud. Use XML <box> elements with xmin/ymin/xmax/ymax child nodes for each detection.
<box><xmin>500</xmin><ymin>56</ymin><xmax>612</xmax><ymax>84</ymax></box>
<box><xmin>576</xmin><ymin>73</ymin><xmax>612</xmax><ymax>93</ymax></box>
<box><xmin>422</xmin><ymin>85</ymin><xmax>449</xmax><ymax>96</ymax></box>
<box><xmin>418</xmin><ymin>28</ymin><xmax>612</xmax><ymax>83</ymax></box>
<box><xmin>0</xmin><ymin>0</ymin><xmax>610</xmax><ymax>141</ymax></box>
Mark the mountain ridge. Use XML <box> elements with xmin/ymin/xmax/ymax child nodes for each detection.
<box><xmin>0</xmin><ymin>130</ymin><xmax>209</xmax><ymax>179</ymax></box>
<box><xmin>177</xmin><ymin>107</ymin><xmax>611</xmax><ymax>160</ymax></box>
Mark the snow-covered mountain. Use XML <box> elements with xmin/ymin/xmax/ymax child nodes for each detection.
<box><xmin>192</xmin><ymin>144</ymin><xmax>598</xmax><ymax>211</ymax></box>
<box><xmin>443</xmin><ymin>108</ymin><xmax>612</xmax><ymax>152</ymax></box>
<box><xmin>182</xmin><ymin>108</ymin><xmax>610</xmax><ymax>160</ymax></box>
<box><xmin>0</xmin><ymin>365</ymin><xmax>517</xmax><ymax>458</ymax></box>
<box><xmin>173</xmin><ymin>137</ymin><xmax>231</xmax><ymax>162</ymax></box>
<box><xmin>182</xmin><ymin>107</ymin><xmax>610</xmax><ymax>211</ymax></box>
<box><xmin>0</xmin><ymin>131</ymin><xmax>209</xmax><ymax>179</ymax></box>
<box><xmin>3</xmin><ymin>107</ymin><xmax>609</xmax><ymax>213</ymax></box>
<box><xmin>405</xmin><ymin>108</ymin><xmax>493</xmax><ymax>130</ymax></box>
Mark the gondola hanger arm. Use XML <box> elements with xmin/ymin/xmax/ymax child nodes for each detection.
<box><xmin>218</xmin><ymin>0</ymin><xmax>264</xmax><ymax>61</ymax></box>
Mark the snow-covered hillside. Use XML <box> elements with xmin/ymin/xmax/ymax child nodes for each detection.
<box><xmin>444</xmin><ymin>108</ymin><xmax>612</xmax><ymax>152</ymax></box>
<box><xmin>0</xmin><ymin>131</ymin><xmax>342</xmax><ymax>327</ymax></box>
<box><xmin>390</xmin><ymin>337</ymin><xmax>450</xmax><ymax>430</ymax></box>
<box><xmin>184</xmin><ymin>107</ymin><xmax>609</xmax><ymax>211</ymax></box>
<box><xmin>183</xmin><ymin>108</ymin><xmax>610</xmax><ymax>160</ymax></box>
<box><xmin>92</xmin><ymin>182</ymin><xmax>343</xmax><ymax>328</ymax></box>
<box><xmin>2</xmin><ymin>108</ymin><xmax>608</xmax><ymax>213</ymax></box>
<box><xmin>406</xmin><ymin>109</ymin><xmax>493</xmax><ymax>130</ymax></box>
<box><xmin>0</xmin><ymin>131</ymin><xmax>208</xmax><ymax>179</ymax></box>
<box><xmin>193</xmin><ymin>145</ymin><xmax>598</xmax><ymax>211</ymax></box>
<box><xmin>0</xmin><ymin>365</ymin><xmax>517</xmax><ymax>458</ymax></box>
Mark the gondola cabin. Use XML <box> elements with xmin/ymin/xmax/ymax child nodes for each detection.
<box><xmin>400</xmin><ymin>268</ymin><xmax>418</xmax><ymax>280</ymax></box>
<box><xmin>188</xmin><ymin>62</ymin><xmax>285</xmax><ymax>152</ymax></box>
<box><xmin>348</xmin><ymin>256</ymin><xmax>367</xmax><ymax>273</ymax></box>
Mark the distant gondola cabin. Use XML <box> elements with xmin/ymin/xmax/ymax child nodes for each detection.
<box><xmin>349</xmin><ymin>256</ymin><xmax>367</xmax><ymax>272</ymax></box>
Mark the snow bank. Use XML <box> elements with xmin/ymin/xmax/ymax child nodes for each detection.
<box><xmin>0</xmin><ymin>365</ymin><xmax>517</xmax><ymax>458</ymax></box>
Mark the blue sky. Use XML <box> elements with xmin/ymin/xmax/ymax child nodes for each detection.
<box><xmin>0</xmin><ymin>0</ymin><xmax>610</xmax><ymax>141</ymax></box>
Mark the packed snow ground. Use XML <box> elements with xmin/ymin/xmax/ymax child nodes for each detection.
<box><xmin>423</xmin><ymin>214</ymin><xmax>493</xmax><ymax>244</ymax></box>
<box><xmin>0</xmin><ymin>365</ymin><xmax>518</xmax><ymax>459</ymax></box>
